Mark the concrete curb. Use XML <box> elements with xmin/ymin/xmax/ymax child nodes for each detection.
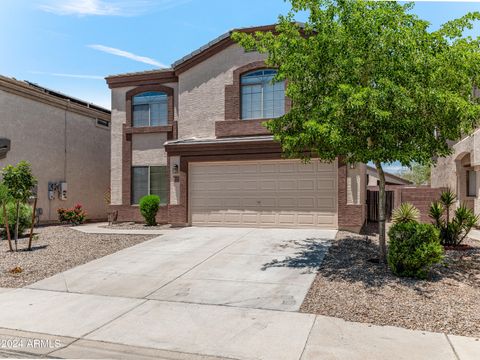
<box><xmin>70</xmin><ymin>222</ymin><xmax>168</xmax><ymax>235</ymax></box>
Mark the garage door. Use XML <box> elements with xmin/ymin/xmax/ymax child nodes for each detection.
<box><xmin>189</xmin><ymin>159</ymin><xmax>337</xmax><ymax>228</ymax></box>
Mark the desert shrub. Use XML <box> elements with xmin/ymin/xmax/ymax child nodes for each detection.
<box><xmin>139</xmin><ymin>195</ymin><xmax>160</xmax><ymax>226</ymax></box>
<box><xmin>387</xmin><ymin>222</ymin><xmax>443</xmax><ymax>279</ymax></box>
<box><xmin>429</xmin><ymin>189</ymin><xmax>478</xmax><ymax>246</ymax></box>
<box><xmin>391</xmin><ymin>203</ymin><xmax>420</xmax><ymax>224</ymax></box>
<box><xmin>0</xmin><ymin>202</ymin><xmax>32</xmax><ymax>239</ymax></box>
<box><xmin>57</xmin><ymin>204</ymin><xmax>87</xmax><ymax>225</ymax></box>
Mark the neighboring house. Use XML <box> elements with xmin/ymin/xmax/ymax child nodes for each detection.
<box><xmin>106</xmin><ymin>25</ymin><xmax>367</xmax><ymax>231</ymax></box>
<box><xmin>0</xmin><ymin>75</ymin><xmax>111</xmax><ymax>222</ymax></box>
<box><xmin>431</xmin><ymin>132</ymin><xmax>480</xmax><ymax>212</ymax></box>
<box><xmin>366</xmin><ymin>166</ymin><xmax>412</xmax><ymax>186</ymax></box>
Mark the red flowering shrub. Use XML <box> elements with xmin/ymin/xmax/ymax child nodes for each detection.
<box><xmin>57</xmin><ymin>204</ymin><xmax>87</xmax><ymax>225</ymax></box>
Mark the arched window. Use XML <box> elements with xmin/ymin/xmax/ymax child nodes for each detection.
<box><xmin>132</xmin><ymin>91</ymin><xmax>168</xmax><ymax>127</ymax></box>
<box><xmin>241</xmin><ymin>69</ymin><xmax>285</xmax><ymax>120</ymax></box>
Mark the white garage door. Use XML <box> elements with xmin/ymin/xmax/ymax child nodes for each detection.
<box><xmin>189</xmin><ymin>159</ymin><xmax>337</xmax><ymax>228</ymax></box>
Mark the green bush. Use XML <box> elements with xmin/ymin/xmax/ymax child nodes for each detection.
<box><xmin>0</xmin><ymin>202</ymin><xmax>32</xmax><ymax>239</ymax></box>
<box><xmin>139</xmin><ymin>195</ymin><xmax>160</xmax><ymax>226</ymax></box>
<box><xmin>387</xmin><ymin>222</ymin><xmax>443</xmax><ymax>279</ymax></box>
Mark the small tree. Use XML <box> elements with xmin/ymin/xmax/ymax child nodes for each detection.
<box><xmin>0</xmin><ymin>183</ymin><xmax>13</xmax><ymax>251</ymax></box>
<box><xmin>400</xmin><ymin>163</ymin><xmax>431</xmax><ymax>186</ymax></box>
<box><xmin>233</xmin><ymin>1</ymin><xmax>480</xmax><ymax>262</ymax></box>
<box><xmin>1</xmin><ymin>161</ymin><xmax>37</xmax><ymax>251</ymax></box>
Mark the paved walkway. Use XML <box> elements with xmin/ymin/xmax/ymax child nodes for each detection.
<box><xmin>0</xmin><ymin>227</ymin><xmax>478</xmax><ymax>359</ymax></box>
<box><xmin>468</xmin><ymin>229</ymin><xmax>480</xmax><ymax>242</ymax></box>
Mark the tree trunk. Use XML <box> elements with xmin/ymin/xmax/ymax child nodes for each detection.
<box><xmin>14</xmin><ymin>201</ymin><xmax>19</xmax><ymax>252</ymax></box>
<box><xmin>27</xmin><ymin>197</ymin><xmax>37</xmax><ymax>251</ymax></box>
<box><xmin>374</xmin><ymin>161</ymin><xmax>387</xmax><ymax>263</ymax></box>
<box><xmin>3</xmin><ymin>203</ymin><xmax>12</xmax><ymax>252</ymax></box>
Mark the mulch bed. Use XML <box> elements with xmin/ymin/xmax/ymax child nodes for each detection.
<box><xmin>0</xmin><ymin>225</ymin><xmax>155</xmax><ymax>288</ymax></box>
<box><xmin>301</xmin><ymin>226</ymin><xmax>480</xmax><ymax>338</ymax></box>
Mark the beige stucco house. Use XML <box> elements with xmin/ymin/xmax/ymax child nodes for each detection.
<box><xmin>0</xmin><ymin>75</ymin><xmax>111</xmax><ymax>222</ymax></box>
<box><xmin>431</xmin><ymin>131</ymin><xmax>480</xmax><ymax>213</ymax></box>
<box><xmin>106</xmin><ymin>25</ymin><xmax>367</xmax><ymax>231</ymax></box>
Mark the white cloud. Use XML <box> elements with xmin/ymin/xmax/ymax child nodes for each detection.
<box><xmin>39</xmin><ymin>0</ymin><xmax>190</xmax><ymax>17</ymax></box>
<box><xmin>30</xmin><ymin>71</ymin><xmax>104</xmax><ymax>80</ymax></box>
<box><xmin>88</xmin><ymin>44</ymin><xmax>167</xmax><ymax>67</ymax></box>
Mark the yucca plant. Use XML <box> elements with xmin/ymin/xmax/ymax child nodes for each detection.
<box><xmin>429</xmin><ymin>201</ymin><xmax>444</xmax><ymax>228</ymax></box>
<box><xmin>429</xmin><ymin>189</ymin><xmax>478</xmax><ymax>246</ymax></box>
<box><xmin>439</xmin><ymin>188</ymin><xmax>456</xmax><ymax>223</ymax></box>
<box><xmin>391</xmin><ymin>203</ymin><xmax>420</xmax><ymax>224</ymax></box>
<box><xmin>451</xmin><ymin>204</ymin><xmax>479</xmax><ymax>245</ymax></box>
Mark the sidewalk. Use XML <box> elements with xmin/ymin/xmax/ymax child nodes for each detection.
<box><xmin>0</xmin><ymin>289</ymin><xmax>478</xmax><ymax>360</ymax></box>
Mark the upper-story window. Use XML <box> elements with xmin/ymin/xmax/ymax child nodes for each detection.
<box><xmin>241</xmin><ymin>69</ymin><xmax>285</xmax><ymax>120</ymax></box>
<box><xmin>132</xmin><ymin>91</ymin><xmax>168</xmax><ymax>127</ymax></box>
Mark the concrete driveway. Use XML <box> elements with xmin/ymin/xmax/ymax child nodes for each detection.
<box><xmin>27</xmin><ymin>227</ymin><xmax>333</xmax><ymax>311</ymax></box>
<box><xmin>0</xmin><ymin>227</ymin><xmax>477</xmax><ymax>359</ymax></box>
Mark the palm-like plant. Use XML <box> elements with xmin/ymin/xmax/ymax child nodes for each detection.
<box><xmin>429</xmin><ymin>189</ymin><xmax>478</xmax><ymax>246</ymax></box>
<box><xmin>392</xmin><ymin>203</ymin><xmax>420</xmax><ymax>224</ymax></box>
<box><xmin>439</xmin><ymin>188</ymin><xmax>456</xmax><ymax>223</ymax></box>
<box><xmin>452</xmin><ymin>204</ymin><xmax>479</xmax><ymax>245</ymax></box>
<box><xmin>429</xmin><ymin>201</ymin><xmax>444</xmax><ymax>228</ymax></box>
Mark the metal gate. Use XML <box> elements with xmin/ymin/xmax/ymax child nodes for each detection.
<box><xmin>367</xmin><ymin>190</ymin><xmax>394</xmax><ymax>222</ymax></box>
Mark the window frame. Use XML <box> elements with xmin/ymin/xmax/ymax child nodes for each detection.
<box><xmin>126</xmin><ymin>85</ymin><xmax>174</xmax><ymax>130</ymax></box>
<box><xmin>240</xmin><ymin>69</ymin><xmax>285</xmax><ymax>121</ymax></box>
<box><xmin>132</xmin><ymin>91</ymin><xmax>169</xmax><ymax>128</ymax></box>
<box><xmin>131</xmin><ymin>165</ymin><xmax>169</xmax><ymax>205</ymax></box>
<box><xmin>467</xmin><ymin>169</ymin><xmax>477</xmax><ymax>197</ymax></box>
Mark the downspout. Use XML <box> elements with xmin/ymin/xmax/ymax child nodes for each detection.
<box><xmin>64</xmin><ymin>100</ymin><xmax>69</xmax><ymax>180</ymax></box>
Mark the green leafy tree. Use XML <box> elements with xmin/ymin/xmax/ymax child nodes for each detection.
<box><xmin>0</xmin><ymin>183</ymin><xmax>13</xmax><ymax>251</ymax></box>
<box><xmin>400</xmin><ymin>163</ymin><xmax>431</xmax><ymax>185</ymax></box>
<box><xmin>1</xmin><ymin>161</ymin><xmax>37</xmax><ymax>251</ymax></box>
<box><xmin>233</xmin><ymin>0</ymin><xmax>480</xmax><ymax>262</ymax></box>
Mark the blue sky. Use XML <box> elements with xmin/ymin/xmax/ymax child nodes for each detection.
<box><xmin>1</xmin><ymin>0</ymin><xmax>480</xmax><ymax>172</ymax></box>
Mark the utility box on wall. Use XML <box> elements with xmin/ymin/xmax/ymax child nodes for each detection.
<box><xmin>0</xmin><ymin>138</ymin><xmax>10</xmax><ymax>159</ymax></box>
<box><xmin>60</xmin><ymin>182</ymin><xmax>67</xmax><ymax>200</ymax></box>
<box><xmin>48</xmin><ymin>182</ymin><xmax>68</xmax><ymax>200</ymax></box>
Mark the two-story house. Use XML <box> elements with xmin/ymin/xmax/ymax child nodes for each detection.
<box><xmin>106</xmin><ymin>25</ymin><xmax>367</xmax><ymax>231</ymax></box>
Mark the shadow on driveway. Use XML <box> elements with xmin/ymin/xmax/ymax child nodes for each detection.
<box><xmin>262</xmin><ymin>238</ymin><xmax>331</xmax><ymax>273</ymax></box>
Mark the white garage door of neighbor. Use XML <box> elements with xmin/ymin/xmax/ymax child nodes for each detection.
<box><xmin>189</xmin><ymin>159</ymin><xmax>338</xmax><ymax>228</ymax></box>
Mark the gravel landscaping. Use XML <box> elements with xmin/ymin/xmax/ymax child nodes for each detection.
<box><xmin>301</xmin><ymin>227</ymin><xmax>480</xmax><ymax>338</ymax></box>
<box><xmin>0</xmin><ymin>225</ymin><xmax>155</xmax><ymax>288</ymax></box>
